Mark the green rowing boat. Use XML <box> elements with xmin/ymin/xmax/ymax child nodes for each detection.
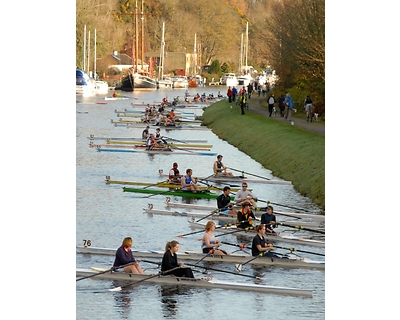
<box><xmin>122</xmin><ymin>187</ymin><xmax>234</xmax><ymax>200</ymax></box>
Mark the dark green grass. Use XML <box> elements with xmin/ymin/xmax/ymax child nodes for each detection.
<box><xmin>201</xmin><ymin>100</ymin><xmax>325</xmax><ymax>210</ymax></box>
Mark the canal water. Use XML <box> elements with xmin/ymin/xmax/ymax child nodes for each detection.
<box><xmin>75</xmin><ymin>87</ymin><xmax>325</xmax><ymax>320</ymax></box>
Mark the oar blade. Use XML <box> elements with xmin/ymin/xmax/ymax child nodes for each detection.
<box><xmin>109</xmin><ymin>287</ymin><xmax>122</xmax><ymax>292</ymax></box>
<box><xmin>235</xmin><ymin>264</ymin><xmax>242</xmax><ymax>273</ymax></box>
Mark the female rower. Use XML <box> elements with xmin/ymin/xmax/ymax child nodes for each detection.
<box><xmin>251</xmin><ymin>225</ymin><xmax>275</xmax><ymax>257</ymax></box>
<box><xmin>161</xmin><ymin>240</ymin><xmax>194</xmax><ymax>278</ymax></box>
<box><xmin>201</xmin><ymin>221</ymin><xmax>228</xmax><ymax>255</ymax></box>
<box><xmin>113</xmin><ymin>237</ymin><xmax>145</xmax><ymax>274</ymax></box>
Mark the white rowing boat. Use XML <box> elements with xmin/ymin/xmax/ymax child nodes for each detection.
<box><xmin>76</xmin><ymin>246</ymin><xmax>324</xmax><ymax>270</ymax></box>
<box><xmin>143</xmin><ymin>207</ymin><xmax>321</xmax><ymax>228</ymax></box>
<box><xmin>95</xmin><ymin>147</ymin><xmax>217</xmax><ymax>156</ymax></box>
<box><xmin>114</xmin><ymin>122</ymin><xmax>211</xmax><ymax>130</ymax></box>
<box><xmin>76</xmin><ymin>267</ymin><xmax>312</xmax><ymax>296</ymax></box>
<box><xmin>164</xmin><ymin>199</ymin><xmax>325</xmax><ymax>222</ymax></box>
<box><xmin>87</xmin><ymin>136</ymin><xmax>208</xmax><ymax>143</ymax></box>
<box><xmin>188</xmin><ymin>221</ymin><xmax>325</xmax><ymax>248</ymax></box>
<box><xmin>157</xmin><ymin>170</ymin><xmax>291</xmax><ymax>185</ymax></box>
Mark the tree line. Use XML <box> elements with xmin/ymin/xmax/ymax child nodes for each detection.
<box><xmin>76</xmin><ymin>0</ymin><xmax>325</xmax><ymax>116</ymax></box>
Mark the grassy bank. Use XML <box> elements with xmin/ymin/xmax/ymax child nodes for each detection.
<box><xmin>201</xmin><ymin>100</ymin><xmax>325</xmax><ymax>210</ymax></box>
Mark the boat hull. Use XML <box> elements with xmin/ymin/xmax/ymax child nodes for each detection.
<box><xmin>76</xmin><ymin>268</ymin><xmax>312</xmax><ymax>296</ymax></box>
<box><xmin>76</xmin><ymin>246</ymin><xmax>324</xmax><ymax>270</ymax></box>
<box><xmin>105</xmin><ymin>179</ymin><xmax>244</xmax><ymax>192</ymax></box>
<box><xmin>122</xmin><ymin>187</ymin><xmax>232</xmax><ymax>199</ymax></box>
<box><xmin>188</xmin><ymin>221</ymin><xmax>325</xmax><ymax>247</ymax></box>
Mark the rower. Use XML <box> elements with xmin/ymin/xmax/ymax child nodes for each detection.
<box><xmin>236</xmin><ymin>203</ymin><xmax>256</xmax><ymax>229</ymax></box>
<box><xmin>168</xmin><ymin>162</ymin><xmax>181</xmax><ymax>184</ymax></box>
<box><xmin>201</xmin><ymin>221</ymin><xmax>227</xmax><ymax>255</ymax></box>
<box><xmin>260</xmin><ymin>205</ymin><xmax>277</xmax><ymax>234</ymax></box>
<box><xmin>142</xmin><ymin>125</ymin><xmax>150</xmax><ymax>140</ymax></box>
<box><xmin>216</xmin><ymin>186</ymin><xmax>237</xmax><ymax>216</ymax></box>
<box><xmin>234</xmin><ymin>182</ymin><xmax>257</xmax><ymax>208</ymax></box>
<box><xmin>213</xmin><ymin>155</ymin><xmax>233</xmax><ymax>176</ymax></box>
<box><xmin>181</xmin><ymin>168</ymin><xmax>199</xmax><ymax>192</ymax></box>
<box><xmin>251</xmin><ymin>225</ymin><xmax>275</xmax><ymax>257</ymax></box>
<box><xmin>155</xmin><ymin>127</ymin><xmax>167</xmax><ymax>144</ymax></box>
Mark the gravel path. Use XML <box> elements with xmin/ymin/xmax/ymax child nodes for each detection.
<box><xmin>246</xmin><ymin>95</ymin><xmax>325</xmax><ymax>136</ymax></box>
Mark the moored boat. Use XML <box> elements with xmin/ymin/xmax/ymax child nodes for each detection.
<box><xmin>76</xmin><ymin>267</ymin><xmax>313</xmax><ymax>296</ymax></box>
<box><xmin>76</xmin><ymin>246</ymin><xmax>324</xmax><ymax>270</ymax></box>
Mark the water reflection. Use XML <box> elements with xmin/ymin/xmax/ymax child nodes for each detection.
<box><xmin>159</xmin><ymin>285</ymin><xmax>192</xmax><ymax>318</ymax></box>
<box><xmin>111</xmin><ymin>281</ymin><xmax>133</xmax><ymax>319</ymax></box>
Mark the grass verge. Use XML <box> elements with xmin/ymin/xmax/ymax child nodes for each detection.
<box><xmin>201</xmin><ymin>100</ymin><xmax>325</xmax><ymax>210</ymax></box>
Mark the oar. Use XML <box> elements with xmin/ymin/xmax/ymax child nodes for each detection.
<box><xmin>221</xmin><ymin>241</ymin><xmax>324</xmax><ymax>257</ymax></box>
<box><xmin>109</xmin><ymin>266</ymin><xmax>182</xmax><ymax>291</ymax></box>
<box><xmin>234</xmin><ymin>251</ymin><xmax>270</xmax><ymax>272</ymax></box>
<box><xmin>195</xmin><ymin>203</ymin><xmax>232</xmax><ymax>223</ymax></box>
<box><xmin>176</xmin><ymin>223</ymin><xmax>235</xmax><ymax>238</ymax></box>
<box><xmin>271</xmin><ymin>245</ymin><xmax>325</xmax><ymax>257</ymax></box>
<box><xmin>76</xmin><ymin>261</ymin><xmax>137</xmax><ymax>282</ymax></box>
<box><xmin>275</xmin><ymin>222</ymin><xmax>325</xmax><ymax>234</ymax></box>
<box><xmin>256</xmin><ymin>198</ymin><xmax>311</xmax><ymax>212</ymax></box>
<box><xmin>226</xmin><ymin>167</ymin><xmax>271</xmax><ymax>180</ymax></box>
<box><xmin>221</xmin><ymin>241</ymin><xmax>249</xmax><ymax>249</ymax></box>
<box><xmin>192</xmin><ymin>246</ymin><xmax>220</xmax><ymax>266</ymax></box>
<box><xmin>184</xmin><ymin>262</ymin><xmax>261</xmax><ymax>280</ymax></box>
<box><xmin>215</xmin><ymin>226</ymin><xmax>254</xmax><ymax>237</ymax></box>
<box><xmin>164</xmin><ymin>136</ymin><xmax>191</xmax><ymax>144</ymax></box>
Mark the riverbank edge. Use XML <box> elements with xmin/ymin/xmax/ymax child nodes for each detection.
<box><xmin>201</xmin><ymin>99</ymin><xmax>325</xmax><ymax>211</ymax></box>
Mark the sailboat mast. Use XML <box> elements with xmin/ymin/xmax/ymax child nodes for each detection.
<box><xmin>239</xmin><ymin>33</ymin><xmax>243</xmax><ymax>74</ymax></box>
<box><xmin>141</xmin><ymin>0</ymin><xmax>145</xmax><ymax>72</ymax></box>
<box><xmin>159</xmin><ymin>22</ymin><xmax>165</xmax><ymax>80</ymax></box>
<box><xmin>87</xmin><ymin>30</ymin><xmax>91</xmax><ymax>76</ymax></box>
<box><xmin>94</xmin><ymin>29</ymin><xmax>97</xmax><ymax>79</ymax></box>
<box><xmin>245</xmin><ymin>21</ymin><xmax>248</xmax><ymax>73</ymax></box>
<box><xmin>83</xmin><ymin>25</ymin><xmax>86</xmax><ymax>72</ymax></box>
<box><xmin>135</xmin><ymin>0</ymin><xmax>139</xmax><ymax>72</ymax></box>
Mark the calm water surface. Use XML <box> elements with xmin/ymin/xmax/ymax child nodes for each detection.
<box><xmin>76</xmin><ymin>87</ymin><xmax>325</xmax><ymax>320</ymax></box>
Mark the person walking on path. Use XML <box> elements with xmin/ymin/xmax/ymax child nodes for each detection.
<box><xmin>247</xmin><ymin>83</ymin><xmax>253</xmax><ymax>100</ymax></box>
<box><xmin>267</xmin><ymin>93</ymin><xmax>276</xmax><ymax>117</ymax></box>
<box><xmin>227</xmin><ymin>86</ymin><xmax>233</xmax><ymax>103</ymax></box>
<box><xmin>239</xmin><ymin>91</ymin><xmax>247</xmax><ymax>115</ymax></box>
<box><xmin>232</xmin><ymin>86</ymin><xmax>238</xmax><ymax>104</ymax></box>
<box><xmin>304</xmin><ymin>95</ymin><xmax>314</xmax><ymax>122</ymax></box>
<box><xmin>283</xmin><ymin>93</ymin><xmax>295</xmax><ymax>121</ymax></box>
<box><xmin>278</xmin><ymin>94</ymin><xmax>285</xmax><ymax>117</ymax></box>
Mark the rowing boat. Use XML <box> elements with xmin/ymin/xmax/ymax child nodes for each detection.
<box><xmin>122</xmin><ymin>187</ymin><xmax>233</xmax><ymax>200</ymax></box>
<box><xmin>158</xmin><ymin>170</ymin><xmax>292</xmax><ymax>185</ymax></box>
<box><xmin>90</xmin><ymin>143</ymin><xmax>211</xmax><ymax>151</ymax></box>
<box><xmin>143</xmin><ymin>208</ymin><xmax>321</xmax><ymax>228</ymax></box>
<box><xmin>87</xmin><ymin>135</ymin><xmax>208</xmax><ymax>143</ymax></box>
<box><xmin>76</xmin><ymin>267</ymin><xmax>312</xmax><ymax>296</ymax></box>
<box><xmin>96</xmin><ymin>147</ymin><xmax>217</xmax><ymax>156</ymax></box>
<box><xmin>105</xmin><ymin>178</ymin><xmax>247</xmax><ymax>192</ymax></box>
<box><xmin>105</xmin><ymin>97</ymin><xmax>129</xmax><ymax>100</ymax></box>
<box><xmin>164</xmin><ymin>200</ymin><xmax>325</xmax><ymax>222</ymax></box>
<box><xmin>123</xmin><ymin>123</ymin><xmax>211</xmax><ymax>130</ymax></box>
<box><xmin>76</xmin><ymin>246</ymin><xmax>324</xmax><ymax>270</ymax></box>
<box><xmin>188</xmin><ymin>221</ymin><xmax>325</xmax><ymax>248</ymax></box>
<box><xmin>106</xmin><ymin>140</ymin><xmax>213</xmax><ymax>148</ymax></box>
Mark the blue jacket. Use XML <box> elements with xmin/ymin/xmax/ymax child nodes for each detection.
<box><xmin>283</xmin><ymin>95</ymin><xmax>294</xmax><ymax>109</ymax></box>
